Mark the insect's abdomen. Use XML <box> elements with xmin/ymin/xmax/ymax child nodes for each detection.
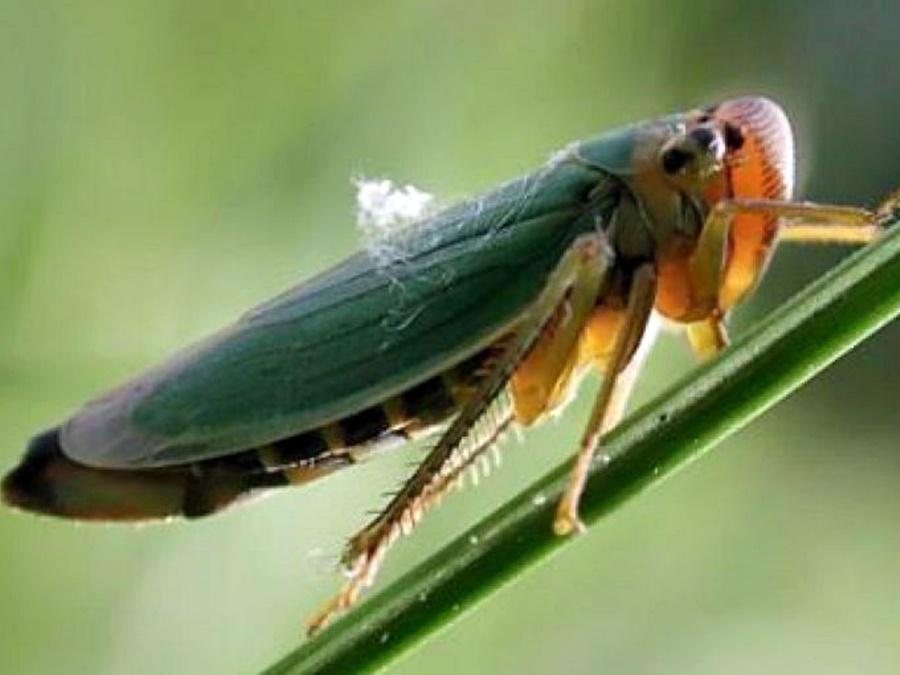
<box><xmin>2</xmin><ymin>429</ymin><xmax>208</xmax><ymax>521</ymax></box>
<box><xmin>2</xmin><ymin>351</ymin><xmax>493</xmax><ymax>522</ymax></box>
<box><xmin>221</xmin><ymin>349</ymin><xmax>492</xmax><ymax>490</ymax></box>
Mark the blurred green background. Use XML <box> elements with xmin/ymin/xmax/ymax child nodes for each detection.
<box><xmin>1</xmin><ymin>2</ymin><xmax>898</xmax><ymax>674</ymax></box>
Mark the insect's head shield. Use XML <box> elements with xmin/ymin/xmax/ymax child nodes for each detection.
<box><xmin>638</xmin><ymin>98</ymin><xmax>798</xmax><ymax>322</ymax></box>
<box><xmin>707</xmin><ymin>98</ymin><xmax>797</xmax><ymax>312</ymax></box>
<box><xmin>708</xmin><ymin>96</ymin><xmax>795</xmax><ymax>202</ymax></box>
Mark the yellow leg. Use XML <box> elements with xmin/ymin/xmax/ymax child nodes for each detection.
<box><xmin>684</xmin><ymin>191</ymin><xmax>900</xmax><ymax>367</ymax></box>
<box><xmin>778</xmin><ymin>223</ymin><xmax>881</xmax><ymax>244</ymax></box>
<box><xmin>708</xmin><ymin>196</ymin><xmax>895</xmax><ymax>243</ymax></box>
<box><xmin>688</xmin><ymin>194</ymin><xmax>896</xmax><ymax>324</ymax></box>
<box><xmin>690</xmin><ymin>198</ymin><xmax>883</xmax><ymax>307</ymax></box>
<box><xmin>601</xmin><ymin>313</ymin><xmax>660</xmax><ymax>430</ymax></box>
<box><xmin>777</xmin><ymin>189</ymin><xmax>900</xmax><ymax>242</ymax></box>
<box><xmin>306</xmin><ymin>232</ymin><xmax>614</xmax><ymax>636</ymax></box>
<box><xmin>511</xmin><ymin>252</ymin><xmax>622</xmax><ymax>426</ymax></box>
<box><xmin>686</xmin><ymin>315</ymin><xmax>729</xmax><ymax>362</ymax></box>
<box><xmin>553</xmin><ymin>263</ymin><xmax>657</xmax><ymax>536</ymax></box>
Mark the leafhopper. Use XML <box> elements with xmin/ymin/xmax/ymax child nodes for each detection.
<box><xmin>3</xmin><ymin>97</ymin><xmax>894</xmax><ymax>635</ymax></box>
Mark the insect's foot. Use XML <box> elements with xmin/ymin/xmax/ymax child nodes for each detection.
<box><xmin>305</xmin><ymin>530</ymin><xmax>390</xmax><ymax>637</ymax></box>
<box><xmin>306</xmin><ymin>545</ymin><xmax>378</xmax><ymax>637</ymax></box>
<box><xmin>875</xmin><ymin>189</ymin><xmax>900</xmax><ymax>227</ymax></box>
<box><xmin>305</xmin><ymin>581</ymin><xmax>362</xmax><ymax>637</ymax></box>
<box><xmin>552</xmin><ymin>506</ymin><xmax>586</xmax><ymax>536</ymax></box>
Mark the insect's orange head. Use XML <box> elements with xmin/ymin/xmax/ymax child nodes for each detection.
<box><xmin>709</xmin><ymin>97</ymin><xmax>797</xmax><ymax>310</ymax></box>
<box><xmin>657</xmin><ymin>96</ymin><xmax>794</xmax><ymax>204</ymax></box>
<box><xmin>655</xmin><ymin>97</ymin><xmax>797</xmax><ymax>313</ymax></box>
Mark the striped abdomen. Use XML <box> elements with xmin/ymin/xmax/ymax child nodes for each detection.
<box><xmin>2</xmin><ymin>348</ymin><xmax>496</xmax><ymax>521</ymax></box>
<box><xmin>192</xmin><ymin>348</ymin><xmax>496</xmax><ymax>499</ymax></box>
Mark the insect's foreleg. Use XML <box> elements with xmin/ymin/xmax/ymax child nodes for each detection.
<box><xmin>686</xmin><ymin>316</ymin><xmax>729</xmax><ymax>362</ymax></box>
<box><xmin>684</xmin><ymin>193</ymin><xmax>897</xmax><ymax>362</ymax></box>
<box><xmin>777</xmin><ymin>192</ymin><xmax>900</xmax><ymax>243</ymax></box>
<box><xmin>306</xmin><ymin>232</ymin><xmax>613</xmax><ymax>636</ymax></box>
<box><xmin>710</xmin><ymin>198</ymin><xmax>887</xmax><ymax>245</ymax></box>
<box><xmin>554</xmin><ymin>263</ymin><xmax>656</xmax><ymax>536</ymax></box>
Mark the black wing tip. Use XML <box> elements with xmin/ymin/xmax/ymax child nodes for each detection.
<box><xmin>3</xmin><ymin>428</ymin><xmax>272</xmax><ymax>521</ymax></box>
<box><xmin>2</xmin><ymin>428</ymin><xmax>64</xmax><ymax>516</ymax></box>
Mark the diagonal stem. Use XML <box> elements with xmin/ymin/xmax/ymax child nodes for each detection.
<box><xmin>264</xmin><ymin>219</ymin><xmax>900</xmax><ymax>675</ymax></box>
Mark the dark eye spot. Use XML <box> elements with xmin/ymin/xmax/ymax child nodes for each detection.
<box><xmin>724</xmin><ymin>122</ymin><xmax>744</xmax><ymax>150</ymax></box>
<box><xmin>689</xmin><ymin>127</ymin><xmax>716</xmax><ymax>150</ymax></box>
<box><xmin>662</xmin><ymin>147</ymin><xmax>692</xmax><ymax>174</ymax></box>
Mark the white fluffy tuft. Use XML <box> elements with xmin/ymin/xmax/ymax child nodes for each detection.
<box><xmin>355</xmin><ymin>178</ymin><xmax>434</xmax><ymax>234</ymax></box>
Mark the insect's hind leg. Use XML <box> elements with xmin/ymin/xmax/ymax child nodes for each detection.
<box><xmin>305</xmin><ymin>232</ymin><xmax>614</xmax><ymax>636</ymax></box>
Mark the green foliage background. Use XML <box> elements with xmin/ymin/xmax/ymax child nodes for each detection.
<box><xmin>1</xmin><ymin>2</ymin><xmax>898</xmax><ymax>673</ymax></box>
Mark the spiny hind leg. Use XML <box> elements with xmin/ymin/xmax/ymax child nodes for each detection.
<box><xmin>306</xmin><ymin>232</ymin><xmax>614</xmax><ymax>636</ymax></box>
<box><xmin>554</xmin><ymin>263</ymin><xmax>657</xmax><ymax>536</ymax></box>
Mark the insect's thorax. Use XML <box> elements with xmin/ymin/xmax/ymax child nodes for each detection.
<box><xmin>607</xmin><ymin>165</ymin><xmax>713</xmax><ymax>322</ymax></box>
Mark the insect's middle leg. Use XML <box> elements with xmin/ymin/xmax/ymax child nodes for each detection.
<box><xmin>554</xmin><ymin>263</ymin><xmax>657</xmax><ymax>536</ymax></box>
<box><xmin>510</xmin><ymin>290</ymin><xmax>609</xmax><ymax>425</ymax></box>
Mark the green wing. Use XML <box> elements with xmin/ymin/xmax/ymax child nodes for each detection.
<box><xmin>61</xmin><ymin>157</ymin><xmax>616</xmax><ymax>468</ymax></box>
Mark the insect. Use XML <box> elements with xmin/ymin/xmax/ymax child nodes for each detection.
<box><xmin>3</xmin><ymin>97</ymin><xmax>895</xmax><ymax>636</ymax></box>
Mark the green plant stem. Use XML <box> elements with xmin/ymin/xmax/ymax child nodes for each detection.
<box><xmin>265</xmin><ymin>221</ymin><xmax>900</xmax><ymax>675</ymax></box>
